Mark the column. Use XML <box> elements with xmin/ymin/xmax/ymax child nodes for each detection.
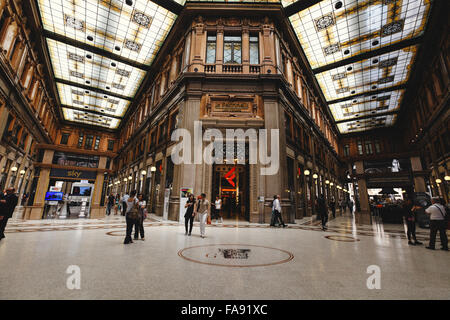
<box><xmin>261</xmin><ymin>98</ymin><xmax>290</xmax><ymax>223</ymax></box>
<box><xmin>410</xmin><ymin>156</ymin><xmax>426</xmax><ymax>192</ymax></box>
<box><xmin>242</xmin><ymin>26</ymin><xmax>250</xmax><ymax>73</ymax></box>
<box><xmin>189</xmin><ymin>16</ymin><xmax>206</xmax><ymax>72</ymax></box>
<box><xmin>260</xmin><ymin>18</ymin><xmax>275</xmax><ymax>74</ymax></box>
<box><xmin>29</xmin><ymin>150</ymin><xmax>54</xmax><ymax>220</ymax></box>
<box><xmin>216</xmin><ymin>26</ymin><xmax>224</xmax><ymax>73</ymax></box>
<box><xmin>90</xmin><ymin>156</ymin><xmax>107</xmax><ymax>219</ymax></box>
<box><xmin>354</xmin><ymin>161</ymin><xmax>371</xmax><ymax>224</ymax></box>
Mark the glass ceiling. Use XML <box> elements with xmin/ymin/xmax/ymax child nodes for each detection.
<box><xmin>37</xmin><ymin>0</ymin><xmax>432</xmax><ymax>133</ymax></box>
<box><xmin>289</xmin><ymin>0</ymin><xmax>432</xmax><ymax>133</ymax></box>
<box><xmin>37</xmin><ymin>0</ymin><xmax>179</xmax><ymax>129</ymax></box>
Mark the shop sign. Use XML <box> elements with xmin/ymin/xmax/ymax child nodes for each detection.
<box><xmin>50</xmin><ymin>168</ymin><xmax>97</xmax><ymax>180</ymax></box>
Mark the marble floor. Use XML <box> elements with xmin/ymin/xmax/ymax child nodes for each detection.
<box><xmin>0</xmin><ymin>212</ymin><xmax>449</xmax><ymax>300</ymax></box>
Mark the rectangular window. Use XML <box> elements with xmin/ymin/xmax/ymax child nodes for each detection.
<box><xmin>365</xmin><ymin>141</ymin><xmax>373</xmax><ymax>155</ymax></box>
<box><xmin>374</xmin><ymin>140</ymin><xmax>381</xmax><ymax>154</ymax></box>
<box><xmin>94</xmin><ymin>136</ymin><xmax>101</xmax><ymax>150</ymax></box>
<box><xmin>357</xmin><ymin>141</ymin><xmax>364</xmax><ymax>155</ymax></box>
<box><xmin>224</xmin><ymin>36</ymin><xmax>242</xmax><ymax>64</ymax></box>
<box><xmin>107</xmin><ymin>139</ymin><xmax>115</xmax><ymax>151</ymax></box>
<box><xmin>77</xmin><ymin>132</ymin><xmax>84</xmax><ymax>148</ymax></box>
<box><xmin>206</xmin><ymin>35</ymin><xmax>216</xmax><ymax>64</ymax></box>
<box><xmin>343</xmin><ymin>144</ymin><xmax>350</xmax><ymax>157</ymax></box>
<box><xmin>60</xmin><ymin>133</ymin><xmax>70</xmax><ymax>145</ymax></box>
<box><xmin>249</xmin><ymin>36</ymin><xmax>259</xmax><ymax>65</ymax></box>
<box><xmin>84</xmin><ymin>135</ymin><xmax>94</xmax><ymax>150</ymax></box>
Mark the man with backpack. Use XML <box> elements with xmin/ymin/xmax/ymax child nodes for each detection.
<box><xmin>425</xmin><ymin>197</ymin><xmax>448</xmax><ymax>251</ymax></box>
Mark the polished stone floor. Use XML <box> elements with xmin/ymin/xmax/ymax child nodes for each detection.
<box><xmin>0</xmin><ymin>212</ymin><xmax>449</xmax><ymax>300</ymax></box>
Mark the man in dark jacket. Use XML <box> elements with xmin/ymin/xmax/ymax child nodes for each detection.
<box><xmin>0</xmin><ymin>187</ymin><xmax>19</xmax><ymax>240</ymax></box>
<box><xmin>316</xmin><ymin>195</ymin><xmax>328</xmax><ymax>231</ymax></box>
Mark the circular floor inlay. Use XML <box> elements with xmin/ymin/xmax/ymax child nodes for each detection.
<box><xmin>325</xmin><ymin>235</ymin><xmax>360</xmax><ymax>242</ymax></box>
<box><xmin>178</xmin><ymin>244</ymin><xmax>294</xmax><ymax>268</ymax></box>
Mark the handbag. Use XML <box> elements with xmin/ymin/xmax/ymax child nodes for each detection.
<box><xmin>434</xmin><ymin>205</ymin><xmax>449</xmax><ymax>230</ymax></box>
<box><xmin>127</xmin><ymin>200</ymin><xmax>140</xmax><ymax>220</ymax></box>
<box><xmin>207</xmin><ymin>215</ymin><xmax>211</xmax><ymax>225</ymax></box>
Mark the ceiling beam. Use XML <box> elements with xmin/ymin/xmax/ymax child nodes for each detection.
<box><xmin>284</xmin><ymin>0</ymin><xmax>323</xmax><ymax>17</ymax></box>
<box><xmin>42</xmin><ymin>30</ymin><xmax>150</xmax><ymax>71</ymax></box>
<box><xmin>326</xmin><ymin>84</ymin><xmax>406</xmax><ymax>105</ymax></box>
<box><xmin>55</xmin><ymin>78</ymin><xmax>133</xmax><ymax>102</ymax></box>
<box><xmin>335</xmin><ymin>110</ymin><xmax>399</xmax><ymax>124</ymax></box>
<box><xmin>312</xmin><ymin>36</ymin><xmax>423</xmax><ymax>74</ymax></box>
<box><xmin>61</xmin><ymin>105</ymin><xmax>123</xmax><ymax>120</ymax></box>
<box><xmin>60</xmin><ymin>119</ymin><xmax>117</xmax><ymax>133</ymax></box>
<box><xmin>151</xmin><ymin>0</ymin><xmax>184</xmax><ymax>15</ymax></box>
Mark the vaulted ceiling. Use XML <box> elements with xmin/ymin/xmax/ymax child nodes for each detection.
<box><xmin>34</xmin><ymin>0</ymin><xmax>434</xmax><ymax>134</ymax></box>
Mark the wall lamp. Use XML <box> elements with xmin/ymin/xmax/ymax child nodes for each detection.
<box><xmin>150</xmin><ymin>166</ymin><xmax>157</xmax><ymax>172</ymax></box>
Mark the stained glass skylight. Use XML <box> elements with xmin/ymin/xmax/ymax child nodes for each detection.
<box><xmin>38</xmin><ymin>0</ymin><xmax>177</xmax><ymax>65</ymax></box>
<box><xmin>337</xmin><ymin>114</ymin><xmax>397</xmax><ymax>133</ymax></box>
<box><xmin>57</xmin><ymin>83</ymin><xmax>130</xmax><ymax>118</ymax></box>
<box><xmin>315</xmin><ymin>46</ymin><xmax>417</xmax><ymax>101</ymax></box>
<box><xmin>62</xmin><ymin>107</ymin><xmax>120</xmax><ymax>129</ymax></box>
<box><xmin>329</xmin><ymin>89</ymin><xmax>404</xmax><ymax>122</ymax></box>
<box><xmin>288</xmin><ymin>0</ymin><xmax>432</xmax><ymax>133</ymax></box>
<box><xmin>289</xmin><ymin>0</ymin><xmax>431</xmax><ymax>69</ymax></box>
<box><xmin>47</xmin><ymin>39</ymin><xmax>146</xmax><ymax>98</ymax></box>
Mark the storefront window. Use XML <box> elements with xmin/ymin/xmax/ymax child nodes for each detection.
<box><xmin>52</xmin><ymin>152</ymin><xmax>99</xmax><ymax>168</ymax></box>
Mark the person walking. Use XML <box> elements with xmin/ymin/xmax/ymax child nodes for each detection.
<box><xmin>317</xmin><ymin>195</ymin><xmax>328</xmax><ymax>231</ymax></box>
<box><xmin>134</xmin><ymin>193</ymin><xmax>146</xmax><ymax>241</ymax></box>
<box><xmin>0</xmin><ymin>187</ymin><xmax>19</xmax><ymax>241</ymax></box>
<box><xmin>121</xmin><ymin>192</ymin><xmax>129</xmax><ymax>216</ymax></box>
<box><xmin>348</xmin><ymin>197</ymin><xmax>354</xmax><ymax>214</ymax></box>
<box><xmin>404</xmin><ymin>200</ymin><xmax>423</xmax><ymax>246</ymax></box>
<box><xmin>195</xmin><ymin>193</ymin><xmax>210</xmax><ymax>238</ymax></box>
<box><xmin>114</xmin><ymin>193</ymin><xmax>120</xmax><ymax>215</ymax></box>
<box><xmin>123</xmin><ymin>191</ymin><xmax>139</xmax><ymax>244</ymax></box>
<box><xmin>329</xmin><ymin>197</ymin><xmax>336</xmax><ymax>219</ymax></box>
<box><xmin>214</xmin><ymin>196</ymin><xmax>223</xmax><ymax>223</ymax></box>
<box><xmin>340</xmin><ymin>198</ymin><xmax>346</xmax><ymax>214</ymax></box>
<box><xmin>184</xmin><ymin>194</ymin><xmax>196</xmax><ymax>236</ymax></box>
<box><xmin>106</xmin><ymin>193</ymin><xmax>115</xmax><ymax>216</ymax></box>
<box><xmin>271</xmin><ymin>195</ymin><xmax>286</xmax><ymax>228</ymax></box>
<box><xmin>425</xmin><ymin>197</ymin><xmax>448</xmax><ymax>251</ymax></box>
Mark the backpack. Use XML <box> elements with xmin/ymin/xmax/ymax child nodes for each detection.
<box><xmin>127</xmin><ymin>199</ymin><xmax>140</xmax><ymax>220</ymax></box>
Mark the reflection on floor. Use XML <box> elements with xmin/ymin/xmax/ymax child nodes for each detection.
<box><xmin>0</xmin><ymin>212</ymin><xmax>448</xmax><ymax>299</ymax></box>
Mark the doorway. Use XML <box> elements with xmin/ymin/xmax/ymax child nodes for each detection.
<box><xmin>212</xmin><ymin>163</ymin><xmax>249</xmax><ymax>221</ymax></box>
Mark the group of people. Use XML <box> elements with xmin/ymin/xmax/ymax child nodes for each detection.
<box><xmin>183</xmin><ymin>193</ymin><xmax>211</xmax><ymax>238</ymax></box>
<box><xmin>122</xmin><ymin>191</ymin><xmax>147</xmax><ymax>244</ymax></box>
<box><xmin>106</xmin><ymin>193</ymin><xmax>126</xmax><ymax>216</ymax></box>
<box><xmin>0</xmin><ymin>187</ymin><xmax>18</xmax><ymax>241</ymax></box>
<box><xmin>403</xmin><ymin>197</ymin><xmax>448</xmax><ymax>251</ymax></box>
